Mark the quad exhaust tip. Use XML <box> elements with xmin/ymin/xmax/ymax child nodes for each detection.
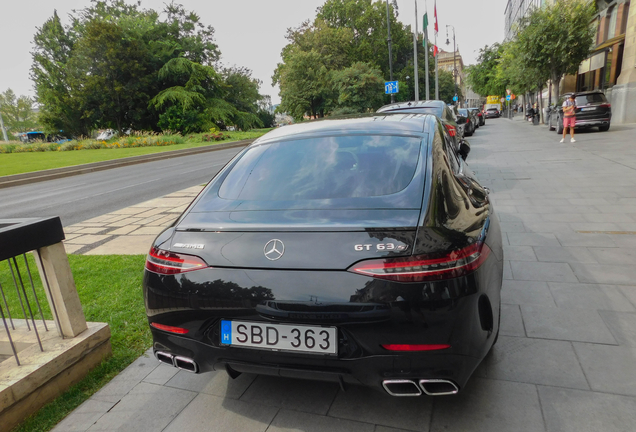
<box><xmin>419</xmin><ymin>379</ymin><xmax>459</xmax><ymax>396</ymax></box>
<box><xmin>382</xmin><ymin>379</ymin><xmax>459</xmax><ymax>396</ymax></box>
<box><xmin>155</xmin><ymin>351</ymin><xmax>199</xmax><ymax>373</ymax></box>
<box><xmin>382</xmin><ymin>379</ymin><xmax>422</xmax><ymax>397</ymax></box>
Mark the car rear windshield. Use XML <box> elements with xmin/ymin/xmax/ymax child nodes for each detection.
<box><xmin>576</xmin><ymin>93</ymin><xmax>607</xmax><ymax>105</ymax></box>
<box><xmin>458</xmin><ymin>109</ymin><xmax>468</xmax><ymax>115</ymax></box>
<box><xmin>218</xmin><ymin>135</ymin><xmax>421</xmax><ymax>201</ymax></box>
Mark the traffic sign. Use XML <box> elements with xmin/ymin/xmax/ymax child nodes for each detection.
<box><xmin>506</xmin><ymin>95</ymin><xmax>511</xmax><ymax>101</ymax></box>
<box><xmin>511</xmin><ymin>94</ymin><xmax>516</xmax><ymax>100</ymax></box>
<box><xmin>385</xmin><ymin>81</ymin><xmax>399</xmax><ymax>94</ymax></box>
<box><xmin>500</xmin><ymin>97</ymin><xmax>505</xmax><ymax>103</ymax></box>
<box><xmin>453</xmin><ymin>95</ymin><xmax>458</xmax><ymax>102</ymax></box>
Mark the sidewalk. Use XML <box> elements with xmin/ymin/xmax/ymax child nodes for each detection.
<box><xmin>62</xmin><ymin>185</ymin><xmax>204</xmax><ymax>255</ymax></box>
<box><xmin>52</xmin><ymin>118</ymin><xmax>636</xmax><ymax>432</ymax></box>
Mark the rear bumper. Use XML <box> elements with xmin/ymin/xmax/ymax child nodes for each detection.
<box><xmin>575</xmin><ymin>118</ymin><xmax>611</xmax><ymax>128</ymax></box>
<box><xmin>150</xmin><ymin>329</ymin><xmax>485</xmax><ymax>392</ymax></box>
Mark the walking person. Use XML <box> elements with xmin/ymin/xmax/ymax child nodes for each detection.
<box><xmin>560</xmin><ymin>94</ymin><xmax>576</xmax><ymax>143</ymax></box>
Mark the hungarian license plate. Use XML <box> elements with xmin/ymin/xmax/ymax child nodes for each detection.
<box><xmin>220</xmin><ymin>320</ymin><xmax>338</xmax><ymax>355</ymax></box>
<box><xmin>581</xmin><ymin>107</ymin><xmax>596</xmax><ymax>111</ymax></box>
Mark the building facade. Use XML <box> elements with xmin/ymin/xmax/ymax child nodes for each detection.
<box><xmin>504</xmin><ymin>0</ymin><xmax>547</xmax><ymax>40</ymax></box>
<box><xmin>437</xmin><ymin>49</ymin><xmax>466</xmax><ymax>101</ymax></box>
<box><xmin>575</xmin><ymin>0</ymin><xmax>635</xmax><ymax>124</ymax></box>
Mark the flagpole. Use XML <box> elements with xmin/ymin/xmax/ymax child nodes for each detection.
<box><xmin>434</xmin><ymin>0</ymin><xmax>439</xmax><ymax>100</ymax></box>
<box><xmin>413</xmin><ymin>0</ymin><xmax>419</xmax><ymax>101</ymax></box>
<box><xmin>423</xmin><ymin>0</ymin><xmax>430</xmax><ymax>100</ymax></box>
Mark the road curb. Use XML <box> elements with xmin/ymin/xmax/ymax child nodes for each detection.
<box><xmin>0</xmin><ymin>139</ymin><xmax>254</xmax><ymax>189</ymax></box>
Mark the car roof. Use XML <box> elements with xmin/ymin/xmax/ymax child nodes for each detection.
<box><xmin>253</xmin><ymin>114</ymin><xmax>435</xmax><ymax>145</ymax></box>
<box><xmin>376</xmin><ymin>100</ymin><xmax>446</xmax><ymax>113</ymax></box>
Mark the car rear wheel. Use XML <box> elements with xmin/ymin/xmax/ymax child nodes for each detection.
<box><xmin>599</xmin><ymin>124</ymin><xmax>610</xmax><ymax>132</ymax></box>
<box><xmin>556</xmin><ymin>117</ymin><xmax>563</xmax><ymax>135</ymax></box>
<box><xmin>547</xmin><ymin>115</ymin><xmax>555</xmax><ymax>131</ymax></box>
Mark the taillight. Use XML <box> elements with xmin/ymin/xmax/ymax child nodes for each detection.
<box><xmin>382</xmin><ymin>344</ymin><xmax>450</xmax><ymax>351</ymax></box>
<box><xmin>348</xmin><ymin>242</ymin><xmax>491</xmax><ymax>282</ymax></box>
<box><xmin>445</xmin><ymin>124</ymin><xmax>457</xmax><ymax>137</ymax></box>
<box><xmin>145</xmin><ymin>247</ymin><xmax>208</xmax><ymax>275</ymax></box>
<box><xmin>150</xmin><ymin>322</ymin><xmax>189</xmax><ymax>334</ymax></box>
<box><xmin>599</xmin><ymin>103</ymin><xmax>611</xmax><ymax>108</ymax></box>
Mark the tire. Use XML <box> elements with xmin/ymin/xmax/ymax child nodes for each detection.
<box><xmin>599</xmin><ymin>124</ymin><xmax>610</xmax><ymax>132</ymax></box>
<box><xmin>556</xmin><ymin>116</ymin><xmax>564</xmax><ymax>135</ymax></box>
<box><xmin>547</xmin><ymin>114</ymin><xmax>555</xmax><ymax>131</ymax></box>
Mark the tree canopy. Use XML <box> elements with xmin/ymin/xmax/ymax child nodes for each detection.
<box><xmin>31</xmin><ymin>1</ymin><xmax>268</xmax><ymax>136</ymax></box>
<box><xmin>514</xmin><ymin>0</ymin><xmax>596</xmax><ymax>101</ymax></box>
<box><xmin>468</xmin><ymin>0</ymin><xmax>596</xmax><ymax>104</ymax></box>
<box><xmin>0</xmin><ymin>89</ymin><xmax>39</xmax><ymax>138</ymax></box>
<box><xmin>273</xmin><ymin>0</ymin><xmax>458</xmax><ymax>120</ymax></box>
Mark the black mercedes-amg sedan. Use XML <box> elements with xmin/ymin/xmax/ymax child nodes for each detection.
<box><xmin>143</xmin><ymin>113</ymin><xmax>503</xmax><ymax>397</ymax></box>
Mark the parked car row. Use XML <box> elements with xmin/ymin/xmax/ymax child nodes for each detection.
<box><xmin>17</xmin><ymin>131</ymin><xmax>71</xmax><ymax>144</ymax></box>
<box><xmin>143</xmin><ymin>100</ymin><xmax>503</xmax><ymax>399</ymax></box>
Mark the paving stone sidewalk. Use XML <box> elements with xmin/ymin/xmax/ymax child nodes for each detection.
<box><xmin>52</xmin><ymin>118</ymin><xmax>636</xmax><ymax>432</ymax></box>
<box><xmin>62</xmin><ymin>186</ymin><xmax>204</xmax><ymax>255</ymax></box>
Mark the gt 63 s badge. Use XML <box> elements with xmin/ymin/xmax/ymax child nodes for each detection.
<box><xmin>354</xmin><ymin>243</ymin><xmax>408</xmax><ymax>252</ymax></box>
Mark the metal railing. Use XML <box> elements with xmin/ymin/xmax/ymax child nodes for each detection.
<box><xmin>0</xmin><ymin>217</ymin><xmax>85</xmax><ymax>366</ymax></box>
<box><xmin>0</xmin><ymin>253</ymin><xmax>51</xmax><ymax>365</ymax></box>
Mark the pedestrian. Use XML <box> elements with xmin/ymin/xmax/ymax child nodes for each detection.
<box><xmin>560</xmin><ymin>94</ymin><xmax>576</xmax><ymax>143</ymax></box>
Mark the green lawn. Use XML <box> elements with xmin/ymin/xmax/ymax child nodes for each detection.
<box><xmin>2</xmin><ymin>254</ymin><xmax>151</xmax><ymax>432</ymax></box>
<box><xmin>0</xmin><ymin>129</ymin><xmax>271</xmax><ymax>177</ymax></box>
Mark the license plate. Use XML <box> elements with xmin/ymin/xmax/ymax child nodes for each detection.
<box><xmin>581</xmin><ymin>107</ymin><xmax>596</xmax><ymax>111</ymax></box>
<box><xmin>220</xmin><ymin>320</ymin><xmax>337</xmax><ymax>355</ymax></box>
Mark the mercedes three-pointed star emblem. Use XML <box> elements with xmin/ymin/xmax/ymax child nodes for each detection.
<box><xmin>264</xmin><ymin>239</ymin><xmax>285</xmax><ymax>261</ymax></box>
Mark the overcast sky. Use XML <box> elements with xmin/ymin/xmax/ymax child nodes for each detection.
<box><xmin>0</xmin><ymin>0</ymin><xmax>507</xmax><ymax>104</ymax></box>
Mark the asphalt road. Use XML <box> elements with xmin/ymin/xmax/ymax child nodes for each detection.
<box><xmin>0</xmin><ymin>146</ymin><xmax>243</xmax><ymax>226</ymax></box>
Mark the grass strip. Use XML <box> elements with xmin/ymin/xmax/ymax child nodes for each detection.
<box><xmin>2</xmin><ymin>254</ymin><xmax>150</xmax><ymax>432</ymax></box>
<box><xmin>0</xmin><ymin>129</ymin><xmax>270</xmax><ymax>177</ymax></box>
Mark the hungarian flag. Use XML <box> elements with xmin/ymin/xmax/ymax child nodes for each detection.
<box><xmin>433</xmin><ymin>45</ymin><xmax>438</xmax><ymax>57</ymax></box>
<box><xmin>434</xmin><ymin>1</ymin><xmax>438</xmax><ymax>34</ymax></box>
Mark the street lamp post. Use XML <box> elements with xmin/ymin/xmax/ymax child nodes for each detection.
<box><xmin>446</xmin><ymin>25</ymin><xmax>458</xmax><ymax>106</ymax></box>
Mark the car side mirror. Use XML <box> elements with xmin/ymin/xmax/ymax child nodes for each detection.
<box><xmin>458</xmin><ymin>139</ymin><xmax>470</xmax><ymax>161</ymax></box>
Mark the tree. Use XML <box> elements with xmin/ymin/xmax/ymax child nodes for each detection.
<box><xmin>331</xmin><ymin>62</ymin><xmax>385</xmax><ymax>112</ymax></box>
<box><xmin>274</xmin><ymin>0</ymin><xmax>415</xmax><ymax>118</ymax></box>
<box><xmin>466</xmin><ymin>43</ymin><xmax>507</xmax><ymax>98</ymax></box>
<box><xmin>31</xmin><ymin>10</ymin><xmax>87</xmax><ymax>136</ymax></box>
<box><xmin>0</xmin><ymin>89</ymin><xmax>40</xmax><ymax>134</ymax></box>
<box><xmin>274</xmin><ymin>49</ymin><xmax>334</xmax><ymax>120</ymax></box>
<box><xmin>31</xmin><ymin>1</ymin><xmax>262</xmax><ymax>136</ymax></box>
<box><xmin>150</xmin><ymin>57</ymin><xmax>231</xmax><ymax>133</ymax></box>
<box><xmin>221</xmin><ymin>67</ymin><xmax>265</xmax><ymax>130</ymax></box>
<box><xmin>515</xmin><ymin>0</ymin><xmax>596</xmax><ymax>101</ymax></box>
<box><xmin>69</xmin><ymin>20</ymin><xmax>152</xmax><ymax>133</ymax></box>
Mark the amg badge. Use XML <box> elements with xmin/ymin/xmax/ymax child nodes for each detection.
<box><xmin>173</xmin><ymin>243</ymin><xmax>205</xmax><ymax>249</ymax></box>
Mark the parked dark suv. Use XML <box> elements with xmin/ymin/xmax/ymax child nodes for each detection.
<box><xmin>547</xmin><ymin>90</ymin><xmax>611</xmax><ymax>134</ymax></box>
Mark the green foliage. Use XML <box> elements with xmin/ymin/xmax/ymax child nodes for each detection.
<box><xmin>0</xmin><ymin>89</ymin><xmax>40</xmax><ymax>134</ymax></box>
<box><xmin>466</xmin><ymin>43</ymin><xmax>508</xmax><ymax>98</ymax></box>
<box><xmin>274</xmin><ymin>0</ymin><xmax>415</xmax><ymax>119</ymax></box>
<box><xmin>332</xmin><ymin>62</ymin><xmax>385</xmax><ymax>112</ymax></box>
<box><xmin>31</xmin><ymin>1</ymin><xmax>265</xmax><ymax>137</ymax></box>
<box><xmin>514</xmin><ymin>0</ymin><xmax>596</xmax><ymax>100</ymax></box>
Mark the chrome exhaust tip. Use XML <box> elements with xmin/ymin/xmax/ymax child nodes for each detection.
<box><xmin>155</xmin><ymin>351</ymin><xmax>174</xmax><ymax>366</ymax></box>
<box><xmin>174</xmin><ymin>355</ymin><xmax>199</xmax><ymax>373</ymax></box>
<box><xmin>382</xmin><ymin>379</ymin><xmax>422</xmax><ymax>397</ymax></box>
<box><xmin>419</xmin><ymin>379</ymin><xmax>459</xmax><ymax>396</ymax></box>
